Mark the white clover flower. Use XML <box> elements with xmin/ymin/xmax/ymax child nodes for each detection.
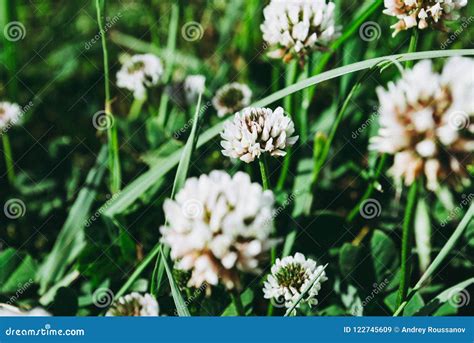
<box><xmin>116</xmin><ymin>54</ymin><xmax>163</xmax><ymax>99</ymax></box>
<box><xmin>160</xmin><ymin>170</ymin><xmax>276</xmax><ymax>290</ymax></box>
<box><xmin>0</xmin><ymin>304</ymin><xmax>51</xmax><ymax>316</ymax></box>
<box><xmin>220</xmin><ymin>107</ymin><xmax>299</xmax><ymax>163</ymax></box>
<box><xmin>383</xmin><ymin>0</ymin><xmax>468</xmax><ymax>36</ymax></box>
<box><xmin>0</xmin><ymin>101</ymin><xmax>22</xmax><ymax>131</ymax></box>
<box><xmin>261</xmin><ymin>0</ymin><xmax>340</xmax><ymax>62</ymax></box>
<box><xmin>184</xmin><ymin>74</ymin><xmax>206</xmax><ymax>104</ymax></box>
<box><xmin>106</xmin><ymin>293</ymin><xmax>159</xmax><ymax>316</ymax></box>
<box><xmin>212</xmin><ymin>82</ymin><xmax>252</xmax><ymax>118</ymax></box>
<box><xmin>370</xmin><ymin>57</ymin><xmax>474</xmax><ymax>191</ymax></box>
<box><xmin>263</xmin><ymin>253</ymin><xmax>328</xmax><ymax>311</ymax></box>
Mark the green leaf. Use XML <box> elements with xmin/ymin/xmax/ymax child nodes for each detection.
<box><xmin>221</xmin><ymin>289</ymin><xmax>254</xmax><ymax>316</ymax></box>
<box><xmin>371</xmin><ymin>230</ymin><xmax>399</xmax><ymax>283</ymax></box>
<box><xmin>385</xmin><ymin>290</ymin><xmax>424</xmax><ymax>316</ymax></box>
<box><xmin>291</xmin><ymin>158</ymin><xmax>313</xmax><ymax>217</ymax></box>
<box><xmin>161</xmin><ymin>249</ymin><xmax>190</xmax><ymax>317</ymax></box>
<box><xmin>339</xmin><ymin>243</ymin><xmax>361</xmax><ymax>277</ymax></box>
<box><xmin>37</xmin><ymin>146</ymin><xmax>108</xmax><ymax>294</ymax></box>
<box><xmin>282</xmin><ymin>229</ymin><xmax>297</xmax><ymax>258</ymax></box>
<box><xmin>0</xmin><ymin>249</ymin><xmax>37</xmax><ymax>293</ymax></box>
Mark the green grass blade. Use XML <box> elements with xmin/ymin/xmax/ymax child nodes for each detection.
<box><xmin>37</xmin><ymin>146</ymin><xmax>108</xmax><ymax>294</ymax></box>
<box><xmin>161</xmin><ymin>248</ymin><xmax>191</xmax><ymax>316</ymax></box>
<box><xmin>394</xmin><ymin>202</ymin><xmax>474</xmax><ymax>315</ymax></box>
<box><xmin>96</xmin><ymin>0</ymin><xmax>121</xmax><ymax>193</ymax></box>
<box><xmin>396</xmin><ymin>180</ymin><xmax>419</xmax><ymax>309</ymax></box>
<box><xmin>284</xmin><ymin>264</ymin><xmax>328</xmax><ymax>316</ymax></box>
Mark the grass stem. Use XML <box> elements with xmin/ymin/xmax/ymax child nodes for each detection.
<box><xmin>396</xmin><ymin>180</ymin><xmax>419</xmax><ymax>310</ymax></box>
<box><xmin>258</xmin><ymin>157</ymin><xmax>270</xmax><ymax>190</ymax></box>
<box><xmin>2</xmin><ymin>133</ymin><xmax>16</xmax><ymax>185</ymax></box>
<box><xmin>96</xmin><ymin>0</ymin><xmax>121</xmax><ymax>193</ymax></box>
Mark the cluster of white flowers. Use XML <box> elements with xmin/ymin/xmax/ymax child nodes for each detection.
<box><xmin>220</xmin><ymin>107</ymin><xmax>299</xmax><ymax>163</ymax></box>
<box><xmin>0</xmin><ymin>101</ymin><xmax>22</xmax><ymax>131</ymax></box>
<box><xmin>160</xmin><ymin>171</ymin><xmax>275</xmax><ymax>290</ymax></box>
<box><xmin>106</xmin><ymin>292</ymin><xmax>159</xmax><ymax>316</ymax></box>
<box><xmin>263</xmin><ymin>253</ymin><xmax>327</xmax><ymax>311</ymax></box>
<box><xmin>371</xmin><ymin>57</ymin><xmax>474</xmax><ymax>191</ymax></box>
<box><xmin>184</xmin><ymin>74</ymin><xmax>206</xmax><ymax>105</ymax></box>
<box><xmin>0</xmin><ymin>304</ymin><xmax>50</xmax><ymax>316</ymax></box>
<box><xmin>383</xmin><ymin>0</ymin><xmax>468</xmax><ymax>36</ymax></box>
<box><xmin>261</xmin><ymin>0</ymin><xmax>339</xmax><ymax>62</ymax></box>
<box><xmin>116</xmin><ymin>54</ymin><xmax>163</xmax><ymax>99</ymax></box>
<box><xmin>212</xmin><ymin>82</ymin><xmax>252</xmax><ymax>118</ymax></box>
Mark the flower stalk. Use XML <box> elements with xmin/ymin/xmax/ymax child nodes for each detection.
<box><xmin>2</xmin><ymin>133</ymin><xmax>15</xmax><ymax>184</ymax></box>
<box><xmin>396</xmin><ymin>179</ymin><xmax>419</xmax><ymax>309</ymax></box>
<box><xmin>96</xmin><ymin>0</ymin><xmax>121</xmax><ymax>193</ymax></box>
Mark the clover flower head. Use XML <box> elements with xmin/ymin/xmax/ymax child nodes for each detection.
<box><xmin>212</xmin><ymin>82</ymin><xmax>252</xmax><ymax>118</ymax></box>
<box><xmin>370</xmin><ymin>57</ymin><xmax>474</xmax><ymax>191</ymax></box>
<box><xmin>263</xmin><ymin>253</ymin><xmax>328</xmax><ymax>311</ymax></box>
<box><xmin>184</xmin><ymin>74</ymin><xmax>206</xmax><ymax>104</ymax></box>
<box><xmin>160</xmin><ymin>170</ymin><xmax>276</xmax><ymax>290</ymax></box>
<box><xmin>0</xmin><ymin>101</ymin><xmax>22</xmax><ymax>131</ymax></box>
<box><xmin>116</xmin><ymin>54</ymin><xmax>163</xmax><ymax>99</ymax></box>
<box><xmin>106</xmin><ymin>293</ymin><xmax>159</xmax><ymax>316</ymax></box>
<box><xmin>220</xmin><ymin>107</ymin><xmax>298</xmax><ymax>163</ymax></box>
<box><xmin>383</xmin><ymin>0</ymin><xmax>468</xmax><ymax>36</ymax></box>
<box><xmin>261</xmin><ymin>0</ymin><xmax>340</xmax><ymax>62</ymax></box>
